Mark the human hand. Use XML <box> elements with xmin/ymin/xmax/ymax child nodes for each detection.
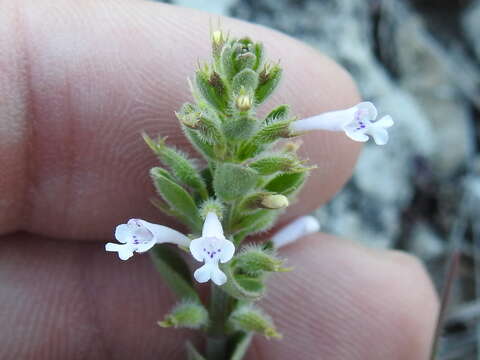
<box><xmin>0</xmin><ymin>1</ymin><xmax>438</xmax><ymax>359</ymax></box>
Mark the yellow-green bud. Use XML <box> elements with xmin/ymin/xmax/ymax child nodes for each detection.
<box><xmin>229</xmin><ymin>305</ymin><xmax>282</xmax><ymax>339</ymax></box>
<box><xmin>236</xmin><ymin>94</ymin><xmax>252</xmax><ymax>111</ymax></box>
<box><xmin>158</xmin><ymin>302</ymin><xmax>208</xmax><ymax>329</ymax></box>
<box><xmin>212</xmin><ymin>30</ymin><xmax>223</xmax><ymax>44</ymax></box>
<box><xmin>261</xmin><ymin>194</ymin><xmax>289</xmax><ymax>209</ymax></box>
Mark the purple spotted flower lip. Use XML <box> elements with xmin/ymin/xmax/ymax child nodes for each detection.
<box><xmin>189</xmin><ymin>212</ymin><xmax>235</xmax><ymax>286</ymax></box>
<box><xmin>105</xmin><ymin>218</ymin><xmax>190</xmax><ymax>261</ymax></box>
<box><xmin>290</xmin><ymin>101</ymin><xmax>394</xmax><ymax>145</ymax></box>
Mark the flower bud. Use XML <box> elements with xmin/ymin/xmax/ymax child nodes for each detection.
<box><xmin>229</xmin><ymin>305</ymin><xmax>282</xmax><ymax>339</ymax></box>
<box><xmin>234</xmin><ymin>246</ymin><xmax>288</xmax><ymax>274</ymax></box>
<box><xmin>212</xmin><ymin>30</ymin><xmax>223</xmax><ymax>45</ymax></box>
<box><xmin>261</xmin><ymin>194</ymin><xmax>289</xmax><ymax>209</ymax></box>
<box><xmin>236</xmin><ymin>94</ymin><xmax>252</xmax><ymax>112</ymax></box>
<box><xmin>255</xmin><ymin>63</ymin><xmax>282</xmax><ymax>104</ymax></box>
<box><xmin>212</xmin><ymin>30</ymin><xmax>227</xmax><ymax>60</ymax></box>
<box><xmin>158</xmin><ymin>301</ymin><xmax>208</xmax><ymax>329</ymax></box>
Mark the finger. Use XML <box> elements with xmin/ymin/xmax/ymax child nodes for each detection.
<box><xmin>251</xmin><ymin>234</ymin><xmax>439</xmax><ymax>360</ymax></box>
<box><xmin>0</xmin><ymin>233</ymin><xmax>197</xmax><ymax>360</ymax></box>
<box><xmin>0</xmin><ymin>233</ymin><xmax>437</xmax><ymax>360</ymax></box>
<box><xmin>1</xmin><ymin>0</ymin><xmax>360</xmax><ymax>239</ymax></box>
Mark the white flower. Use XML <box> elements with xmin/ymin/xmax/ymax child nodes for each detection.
<box><xmin>189</xmin><ymin>212</ymin><xmax>235</xmax><ymax>286</ymax></box>
<box><xmin>271</xmin><ymin>216</ymin><xmax>320</xmax><ymax>249</ymax></box>
<box><xmin>291</xmin><ymin>102</ymin><xmax>394</xmax><ymax>145</ymax></box>
<box><xmin>106</xmin><ymin>219</ymin><xmax>190</xmax><ymax>260</ymax></box>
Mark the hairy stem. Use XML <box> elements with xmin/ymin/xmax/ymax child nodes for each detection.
<box><xmin>207</xmin><ymin>285</ymin><xmax>231</xmax><ymax>360</ymax></box>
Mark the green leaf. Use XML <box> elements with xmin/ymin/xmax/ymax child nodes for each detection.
<box><xmin>184</xmin><ymin>127</ymin><xmax>216</xmax><ymax>160</ymax></box>
<box><xmin>145</xmin><ymin>136</ymin><xmax>208</xmax><ymax>200</ymax></box>
<box><xmin>232</xmin><ymin>69</ymin><xmax>258</xmax><ymax>95</ymax></box>
<box><xmin>235</xmin><ymin>53</ymin><xmax>256</xmax><ymax>72</ymax></box>
<box><xmin>150</xmin><ymin>168</ymin><xmax>202</xmax><ymax>231</ymax></box>
<box><xmin>232</xmin><ymin>210</ymin><xmax>279</xmax><ymax>244</ymax></box>
<box><xmin>220</xmin><ymin>264</ymin><xmax>265</xmax><ymax>301</ymax></box>
<box><xmin>264</xmin><ymin>171</ymin><xmax>307</xmax><ymax>196</ymax></box>
<box><xmin>186</xmin><ymin>342</ymin><xmax>206</xmax><ymax>360</ymax></box>
<box><xmin>221</xmin><ymin>44</ymin><xmax>236</xmax><ymax>80</ymax></box>
<box><xmin>213</xmin><ymin>163</ymin><xmax>259</xmax><ymax>201</ymax></box>
<box><xmin>227</xmin><ymin>332</ymin><xmax>253</xmax><ymax>360</ymax></box>
<box><xmin>223</xmin><ymin>116</ymin><xmax>258</xmax><ymax>141</ymax></box>
<box><xmin>237</xmin><ymin>120</ymin><xmax>292</xmax><ymax>160</ymax></box>
<box><xmin>265</xmin><ymin>104</ymin><xmax>289</xmax><ymax>124</ymax></box>
<box><xmin>255</xmin><ymin>64</ymin><xmax>282</xmax><ymax>104</ymax></box>
<box><xmin>150</xmin><ymin>246</ymin><xmax>200</xmax><ymax>302</ymax></box>
<box><xmin>252</xmin><ymin>42</ymin><xmax>264</xmax><ymax>71</ymax></box>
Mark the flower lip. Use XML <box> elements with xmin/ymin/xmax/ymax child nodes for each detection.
<box><xmin>291</xmin><ymin>101</ymin><xmax>393</xmax><ymax>145</ymax></box>
<box><xmin>189</xmin><ymin>212</ymin><xmax>235</xmax><ymax>285</ymax></box>
<box><xmin>106</xmin><ymin>218</ymin><xmax>190</xmax><ymax>260</ymax></box>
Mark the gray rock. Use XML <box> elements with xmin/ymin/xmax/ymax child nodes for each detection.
<box><xmin>407</xmin><ymin>222</ymin><xmax>445</xmax><ymax>260</ymax></box>
<box><xmin>463</xmin><ymin>0</ymin><xmax>480</xmax><ymax>61</ymax></box>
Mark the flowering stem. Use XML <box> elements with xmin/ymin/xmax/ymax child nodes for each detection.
<box><xmin>207</xmin><ymin>285</ymin><xmax>231</xmax><ymax>360</ymax></box>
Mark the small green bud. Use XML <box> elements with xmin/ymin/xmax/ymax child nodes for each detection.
<box><xmin>229</xmin><ymin>305</ymin><xmax>282</xmax><ymax>339</ymax></box>
<box><xmin>200</xmin><ymin>198</ymin><xmax>224</xmax><ymax>220</ymax></box>
<box><xmin>238</xmin><ymin>192</ymin><xmax>272</xmax><ymax>212</ymax></box>
<box><xmin>255</xmin><ymin>63</ymin><xmax>282</xmax><ymax>104</ymax></box>
<box><xmin>175</xmin><ymin>102</ymin><xmax>201</xmax><ymax>128</ymax></box>
<box><xmin>158</xmin><ymin>301</ymin><xmax>208</xmax><ymax>329</ymax></box>
<box><xmin>196</xmin><ymin>68</ymin><xmax>229</xmax><ymax>112</ymax></box>
<box><xmin>236</xmin><ymin>94</ymin><xmax>252</xmax><ymax>112</ymax></box>
<box><xmin>212</xmin><ymin>30</ymin><xmax>227</xmax><ymax>60</ymax></box>
<box><xmin>182</xmin><ymin>108</ymin><xmax>225</xmax><ymax>146</ymax></box>
<box><xmin>234</xmin><ymin>246</ymin><xmax>287</xmax><ymax>274</ymax></box>
<box><xmin>261</xmin><ymin>194</ymin><xmax>289</xmax><ymax>209</ymax></box>
<box><xmin>249</xmin><ymin>155</ymin><xmax>305</xmax><ymax>175</ymax></box>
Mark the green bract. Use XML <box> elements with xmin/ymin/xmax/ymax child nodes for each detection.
<box><xmin>144</xmin><ymin>29</ymin><xmax>313</xmax><ymax>360</ymax></box>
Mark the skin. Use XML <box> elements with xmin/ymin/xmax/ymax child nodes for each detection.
<box><xmin>0</xmin><ymin>1</ymin><xmax>438</xmax><ymax>359</ymax></box>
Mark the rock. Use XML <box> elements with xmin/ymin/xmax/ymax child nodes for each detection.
<box><xmin>408</xmin><ymin>222</ymin><xmax>445</xmax><ymax>260</ymax></box>
<box><xmin>157</xmin><ymin>0</ymin><xmax>478</xmax><ymax>255</ymax></box>
<box><xmin>463</xmin><ymin>0</ymin><xmax>480</xmax><ymax>61</ymax></box>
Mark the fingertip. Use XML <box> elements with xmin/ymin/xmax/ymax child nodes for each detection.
<box><xmin>255</xmin><ymin>233</ymin><xmax>438</xmax><ymax>359</ymax></box>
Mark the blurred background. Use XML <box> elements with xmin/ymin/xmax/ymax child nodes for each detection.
<box><xmin>154</xmin><ymin>0</ymin><xmax>480</xmax><ymax>358</ymax></box>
